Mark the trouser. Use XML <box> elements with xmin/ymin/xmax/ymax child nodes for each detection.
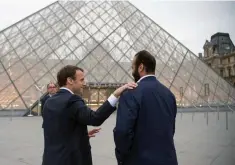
<box><xmin>41</xmin><ymin>152</ymin><xmax>45</xmax><ymax>165</ymax></box>
<box><xmin>42</xmin><ymin>128</ymin><xmax>45</xmax><ymax>165</ymax></box>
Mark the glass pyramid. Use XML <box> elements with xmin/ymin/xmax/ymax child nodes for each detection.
<box><xmin>0</xmin><ymin>1</ymin><xmax>234</xmax><ymax>113</ymax></box>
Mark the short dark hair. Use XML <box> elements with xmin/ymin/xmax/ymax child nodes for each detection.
<box><xmin>57</xmin><ymin>65</ymin><xmax>84</xmax><ymax>87</ymax></box>
<box><xmin>135</xmin><ymin>50</ymin><xmax>156</xmax><ymax>73</ymax></box>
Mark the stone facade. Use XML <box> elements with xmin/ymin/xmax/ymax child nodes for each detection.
<box><xmin>202</xmin><ymin>33</ymin><xmax>235</xmax><ymax>85</ymax></box>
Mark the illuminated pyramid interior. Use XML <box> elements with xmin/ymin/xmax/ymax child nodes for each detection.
<box><xmin>0</xmin><ymin>1</ymin><xmax>234</xmax><ymax>114</ymax></box>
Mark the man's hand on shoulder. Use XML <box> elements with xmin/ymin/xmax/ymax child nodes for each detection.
<box><xmin>113</xmin><ymin>82</ymin><xmax>137</xmax><ymax>98</ymax></box>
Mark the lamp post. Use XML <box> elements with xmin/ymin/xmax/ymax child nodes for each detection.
<box><xmin>28</xmin><ymin>104</ymin><xmax>34</xmax><ymax>117</ymax></box>
<box><xmin>34</xmin><ymin>84</ymin><xmax>45</xmax><ymax>116</ymax></box>
<box><xmin>10</xmin><ymin>103</ymin><xmax>13</xmax><ymax>121</ymax></box>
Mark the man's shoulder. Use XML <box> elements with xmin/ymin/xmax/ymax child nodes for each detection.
<box><xmin>67</xmin><ymin>94</ymin><xmax>86</xmax><ymax>107</ymax></box>
<box><xmin>139</xmin><ymin>80</ymin><xmax>175</xmax><ymax>97</ymax></box>
<box><xmin>41</xmin><ymin>94</ymin><xmax>50</xmax><ymax>101</ymax></box>
<box><xmin>157</xmin><ymin>83</ymin><xmax>176</xmax><ymax>101</ymax></box>
<box><xmin>44</xmin><ymin>94</ymin><xmax>83</xmax><ymax>112</ymax></box>
<box><xmin>121</xmin><ymin>88</ymin><xmax>137</xmax><ymax>97</ymax></box>
<box><xmin>68</xmin><ymin>94</ymin><xmax>83</xmax><ymax>102</ymax></box>
<box><xmin>120</xmin><ymin>87</ymin><xmax>140</xmax><ymax>103</ymax></box>
<box><xmin>45</xmin><ymin>92</ymin><xmax>73</xmax><ymax>104</ymax></box>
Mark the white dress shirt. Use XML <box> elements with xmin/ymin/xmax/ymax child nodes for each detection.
<box><xmin>60</xmin><ymin>87</ymin><xmax>118</xmax><ymax>107</ymax></box>
<box><xmin>137</xmin><ymin>74</ymin><xmax>156</xmax><ymax>83</ymax></box>
<box><xmin>60</xmin><ymin>87</ymin><xmax>74</xmax><ymax>94</ymax></box>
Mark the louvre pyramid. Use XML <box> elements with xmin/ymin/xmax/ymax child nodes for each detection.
<box><xmin>0</xmin><ymin>1</ymin><xmax>234</xmax><ymax>113</ymax></box>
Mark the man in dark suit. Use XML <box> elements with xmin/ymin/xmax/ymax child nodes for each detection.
<box><xmin>41</xmin><ymin>82</ymin><xmax>58</xmax><ymax>165</ymax></box>
<box><xmin>42</xmin><ymin>65</ymin><xmax>137</xmax><ymax>165</ymax></box>
<box><xmin>114</xmin><ymin>50</ymin><xmax>178</xmax><ymax>165</ymax></box>
<box><xmin>41</xmin><ymin>82</ymin><xmax>57</xmax><ymax>117</ymax></box>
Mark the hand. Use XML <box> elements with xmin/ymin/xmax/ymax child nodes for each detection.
<box><xmin>113</xmin><ymin>82</ymin><xmax>137</xmax><ymax>97</ymax></box>
<box><xmin>88</xmin><ymin>128</ymin><xmax>101</xmax><ymax>138</ymax></box>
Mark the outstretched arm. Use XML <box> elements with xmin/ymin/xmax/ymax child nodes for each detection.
<box><xmin>70</xmin><ymin>83</ymin><xmax>138</xmax><ymax>126</ymax></box>
<box><xmin>70</xmin><ymin>95</ymin><xmax>116</xmax><ymax>126</ymax></box>
<box><xmin>113</xmin><ymin>91</ymin><xmax>139</xmax><ymax>164</ymax></box>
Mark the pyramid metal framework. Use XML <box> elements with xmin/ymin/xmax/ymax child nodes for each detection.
<box><xmin>0</xmin><ymin>1</ymin><xmax>234</xmax><ymax>112</ymax></box>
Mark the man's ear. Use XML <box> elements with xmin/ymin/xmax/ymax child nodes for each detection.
<box><xmin>67</xmin><ymin>77</ymin><xmax>73</xmax><ymax>85</ymax></box>
<box><xmin>138</xmin><ymin>63</ymin><xmax>144</xmax><ymax>72</ymax></box>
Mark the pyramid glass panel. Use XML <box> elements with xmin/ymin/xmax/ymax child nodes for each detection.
<box><xmin>187</xmin><ymin>74</ymin><xmax>204</xmax><ymax>95</ymax></box>
<box><xmin>14</xmin><ymin>72</ymin><xmax>35</xmax><ymax>94</ymax></box>
<box><xmin>183</xmin><ymin>86</ymin><xmax>199</xmax><ymax>105</ymax></box>
<box><xmin>21</xmin><ymin>84</ymin><xmax>41</xmax><ymax>108</ymax></box>
<box><xmin>1</xmin><ymin>51</ymin><xmax>20</xmax><ymax>69</ymax></box>
<box><xmin>176</xmin><ymin>65</ymin><xmax>191</xmax><ymax>84</ymax></box>
<box><xmin>0</xmin><ymin>84</ymin><xmax>22</xmax><ymax>110</ymax></box>
<box><xmin>0</xmin><ymin>1</ymin><xmax>234</xmax><ymax>114</ymax></box>
<box><xmin>36</xmin><ymin>73</ymin><xmax>56</xmax><ymax>91</ymax></box>
<box><xmin>158</xmin><ymin>75</ymin><xmax>171</xmax><ymax>88</ymax></box>
<box><xmin>49</xmin><ymin>62</ymin><xmax>65</xmax><ymax>80</ymax></box>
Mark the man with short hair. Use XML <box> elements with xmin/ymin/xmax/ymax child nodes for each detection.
<box><xmin>41</xmin><ymin>82</ymin><xmax>58</xmax><ymax>165</ymax></box>
<box><xmin>114</xmin><ymin>50</ymin><xmax>178</xmax><ymax>165</ymax></box>
<box><xmin>42</xmin><ymin>65</ymin><xmax>137</xmax><ymax>165</ymax></box>
<box><xmin>41</xmin><ymin>82</ymin><xmax>57</xmax><ymax>117</ymax></box>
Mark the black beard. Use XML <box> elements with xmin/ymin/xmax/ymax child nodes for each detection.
<box><xmin>132</xmin><ymin>69</ymin><xmax>140</xmax><ymax>82</ymax></box>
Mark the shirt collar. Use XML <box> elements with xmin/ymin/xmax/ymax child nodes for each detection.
<box><xmin>137</xmin><ymin>75</ymin><xmax>156</xmax><ymax>83</ymax></box>
<box><xmin>60</xmin><ymin>87</ymin><xmax>74</xmax><ymax>94</ymax></box>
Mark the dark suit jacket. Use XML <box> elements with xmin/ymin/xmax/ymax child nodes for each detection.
<box><xmin>43</xmin><ymin>89</ymin><xmax>116</xmax><ymax>165</ymax></box>
<box><xmin>41</xmin><ymin>94</ymin><xmax>50</xmax><ymax>117</ymax></box>
<box><xmin>114</xmin><ymin>76</ymin><xmax>178</xmax><ymax>165</ymax></box>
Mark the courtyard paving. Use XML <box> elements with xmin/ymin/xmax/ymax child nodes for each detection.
<box><xmin>0</xmin><ymin>112</ymin><xmax>235</xmax><ymax>165</ymax></box>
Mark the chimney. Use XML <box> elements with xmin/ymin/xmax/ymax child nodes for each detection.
<box><xmin>198</xmin><ymin>53</ymin><xmax>202</xmax><ymax>58</ymax></box>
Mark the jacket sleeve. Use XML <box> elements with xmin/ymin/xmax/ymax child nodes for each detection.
<box><xmin>173</xmin><ymin>95</ymin><xmax>177</xmax><ymax>135</ymax></box>
<box><xmin>69</xmin><ymin>95</ymin><xmax>116</xmax><ymax>126</ymax></box>
<box><xmin>113</xmin><ymin>91</ymin><xmax>139</xmax><ymax>164</ymax></box>
<box><xmin>40</xmin><ymin>96</ymin><xmax>47</xmax><ymax>117</ymax></box>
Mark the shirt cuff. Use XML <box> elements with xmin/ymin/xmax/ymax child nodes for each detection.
<box><xmin>107</xmin><ymin>94</ymin><xmax>118</xmax><ymax>107</ymax></box>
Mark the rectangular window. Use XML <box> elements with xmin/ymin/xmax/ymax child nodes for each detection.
<box><xmin>204</xmin><ymin>83</ymin><xmax>209</xmax><ymax>96</ymax></box>
<box><xmin>180</xmin><ymin>87</ymin><xmax>183</xmax><ymax>97</ymax></box>
<box><xmin>228</xmin><ymin>68</ymin><xmax>231</xmax><ymax>77</ymax></box>
<box><xmin>228</xmin><ymin>57</ymin><xmax>230</xmax><ymax>63</ymax></box>
<box><xmin>220</xmin><ymin>69</ymin><xmax>223</xmax><ymax>76</ymax></box>
<box><xmin>220</xmin><ymin>59</ymin><xmax>223</xmax><ymax>64</ymax></box>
